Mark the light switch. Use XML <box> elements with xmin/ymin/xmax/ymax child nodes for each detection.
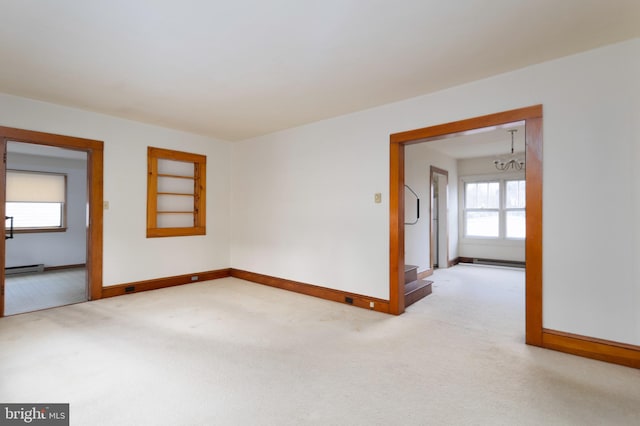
<box><xmin>374</xmin><ymin>193</ymin><xmax>382</xmax><ymax>203</ymax></box>
<box><xmin>103</xmin><ymin>201</ymin><xmax>109</xmax><ymax>210</ymax></box>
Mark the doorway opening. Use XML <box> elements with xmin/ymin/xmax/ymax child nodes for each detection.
<box><xmin>389</xmin><ymin>105</ymin><xmax>543</xmax><ymax>346</ymax></box>
<box><xmin>430</xmin><ymin>167</ymin><xmax>448</xmax><ymax>270</ymax></box>
<box><xmin>0</xmin><ymin>126</ymin><xmax>104</xmax><ymax>317</ymax></box>
<box><xmin>4</xmin><ymin>142</ymin><xmax>88</xmax><ymax>315</ymax></box>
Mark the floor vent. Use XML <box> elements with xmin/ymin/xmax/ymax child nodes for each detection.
<box><xmin>5</xmin><ymin>264</ymin><xmax>45</xmax><ymax>275</ymax></box>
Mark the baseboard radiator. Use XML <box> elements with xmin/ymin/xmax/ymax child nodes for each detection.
<box><xmin>5</xmin><ymin>264</ymin><xmax>45</xmax><ymax>275</ymax></box>
<box><xmin>469</xmin><ymin>258</ymin><xmax>525</xmax><ymax>268</ymax></box>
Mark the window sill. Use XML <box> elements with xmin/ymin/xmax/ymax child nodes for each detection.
<box><xmin>13</xmin><ymin>227</ymin><xmax>67</xmax><ymax>234</ymax></box>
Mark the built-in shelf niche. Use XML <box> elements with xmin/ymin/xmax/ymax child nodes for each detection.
<box><xmin>147</xmin><ymin>147</ymin><xmax>206</xmax><ymax>237</ymax></box>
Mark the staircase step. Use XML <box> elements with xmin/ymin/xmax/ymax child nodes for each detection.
<box><xmin>404</xmin><ymin>279</ymin><xmax>433</xmax><ymax>307</ymax></box>
<box><xmin>404</xmin><ymin>264</ymin><xmax>418</xmax><ymax>284</ymax></box>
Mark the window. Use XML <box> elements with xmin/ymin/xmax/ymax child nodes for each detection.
<box><xmin>505</xmin><ymin>179</ymin><xmax>526</xmax><ymax>238</ymax></box>
<box><xmin>463</xmin><ymin>179</ymin><xmax>525</xmax><ymax>239</ymax></box>
<box><xmin>147</xmin><ymin>147</ymin><xmax>206</xmax><ymax>238</ymax></box>
<box><xmin>464</xmin><ymin>181</ymin><xmax>500</xmax><ymax>237</ymax></box>
<box><xmin>5</xmin><ymin>170</ymin><xmax>67</xmax><ymax>232</ymax></box>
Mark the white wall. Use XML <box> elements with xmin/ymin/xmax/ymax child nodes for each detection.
<box><xmin>5</xmin><ymin>153</ymin><xmax>87</xmax><ymax>268</ymax></box>
<box><xmin>232</xmin><ymin>39</ymin><xmax>640</xmax><ymax>345</ymax></box>
<box><xmin>231</xmin><ymin>119</ymin><xmax>389</xmax><ymax>297</ymax></box>
<box><xmin>404</xmin><ymin>144</ymin><xmax>458</xmax><ymax>273</ymax></box>
<box><xmin>0</xmin><ymin>94</ymin><xmax>231</xmax><ymax>286</ymax></box>
<box><xmin>457</xmin><ymin>155</ymin><xmax>525</xmax><ymax>262</ymax></box>
<box><xmin>1</xmin><ymin>39</ymin><xmax>637</xmax><ymax>346</ymax></box>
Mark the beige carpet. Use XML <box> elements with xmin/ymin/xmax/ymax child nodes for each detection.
<box><xmin>1</xmin><ymin>265</ymin><xmax>639</xmax><ymax>425</ymax></box>
<box><xmin>4</xmin><ymin>268</ymin><xmax>87</xmax><ymax>316</ymax></box>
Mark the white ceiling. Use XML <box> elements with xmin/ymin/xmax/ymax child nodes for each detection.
<box><xmin>422</xmin><ymin>122</ymin><xmax>525</xmax><ymax>159</ymax></box>
<box><xmin>0</xmin><ymin>1</ymin><xmax>638</xmax><ymax>141</ymax></box>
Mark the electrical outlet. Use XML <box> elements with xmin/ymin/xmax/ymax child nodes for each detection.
<box><xmin>103</xmin><ymin>201</ymin><xmax>109</xmax><ymax>210</ymax></box>
<box><xmin>369</xmin><ymin>301</ymin><xmax>374</xmax><ymax>309</ymax></box>
<box><xmin>374</xmin><ymin>193</ymin><xmax>382</xmax><ymax>203</ymax></box>
<box><xmin>191</xmin><ymin>276</ymin><xmax>199</xmax><ymax>281</ymax></box>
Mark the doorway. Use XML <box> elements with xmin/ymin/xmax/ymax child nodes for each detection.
<box><xmin>0</xmin><ymin>126</ymin><xmax>104</xmax><ymax>317</ymax></box>
<box><xmin>4</xmin><ymin>142</ymin><xmax>88</xmax><ymax>315</ymax></box>
<box><xmin>389</xmin><ymin>105</ymin><xmax>543</xmax><ymax>346</ymax></box>
<box><xmin>430</xmin><ymin>167</ymin><xmax>448</xmax><ymax>269</ymax></box>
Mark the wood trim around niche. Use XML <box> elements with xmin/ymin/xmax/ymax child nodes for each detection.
<box><xmin>146</xmin><ymin>146</ymin><xmax>207</xmax><ymax>238</ymax></box>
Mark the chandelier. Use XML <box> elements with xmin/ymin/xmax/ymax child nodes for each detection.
<box><xmin>494</xmin><ymin>129</ymin><xmax>524</xmax><ymax>171</ymax></box>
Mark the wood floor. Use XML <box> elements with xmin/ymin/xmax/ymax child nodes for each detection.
<box><xmin>4</xmin><ymin>268</ymin><xmax>87</xmax><ymax>315</ymax></box>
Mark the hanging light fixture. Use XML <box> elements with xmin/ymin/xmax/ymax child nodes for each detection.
<box><xmin>494</xmin><ymin>129</ymin><xmax>525</xmax><ymax>171</ymax></box>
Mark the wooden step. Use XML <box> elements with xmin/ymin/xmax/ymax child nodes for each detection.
<box><xmin>404</xmin><ymin>264</ymin><xmax>418</xmax><ymax>284</ymax></box>
<box><xmin>404</xmin><ymin>279</ymin><xmax>433</xmax><ymax>307</ymax></box>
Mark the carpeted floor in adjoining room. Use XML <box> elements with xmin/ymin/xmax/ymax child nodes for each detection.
<box><xmin>0</xmin><ymin>265</ymin><xmax>639</xmax><ymax>425</ymax></box>
<box><xmin>3</xmin><ymin>268</ymin><xmax>87</xmax><ymax>316</ymax></box>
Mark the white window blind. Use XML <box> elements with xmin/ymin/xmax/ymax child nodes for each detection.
<box><xmin>5</xmin><ymin>170</ymin><xmax>66</xmax><ymax>230</ymax></box>
<box><xmin>6</xmin><ymin>170</ymin><xmax>65</xmax><ymax>202</ymax></box>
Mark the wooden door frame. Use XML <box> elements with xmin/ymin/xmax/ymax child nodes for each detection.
<box><xmin>429</xmin><ymin>166</ymin><xmax>449</xmax><ymax>270</ymax></box>
<box><xmin>0</xmin><ymin>126</ymin><xmax>104</xmax><ymax>317</ymax></box>
<box><xmin>389</xmin><ymin>105</ymin><xmax>543</xmax><ymax>346</ymax></box>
